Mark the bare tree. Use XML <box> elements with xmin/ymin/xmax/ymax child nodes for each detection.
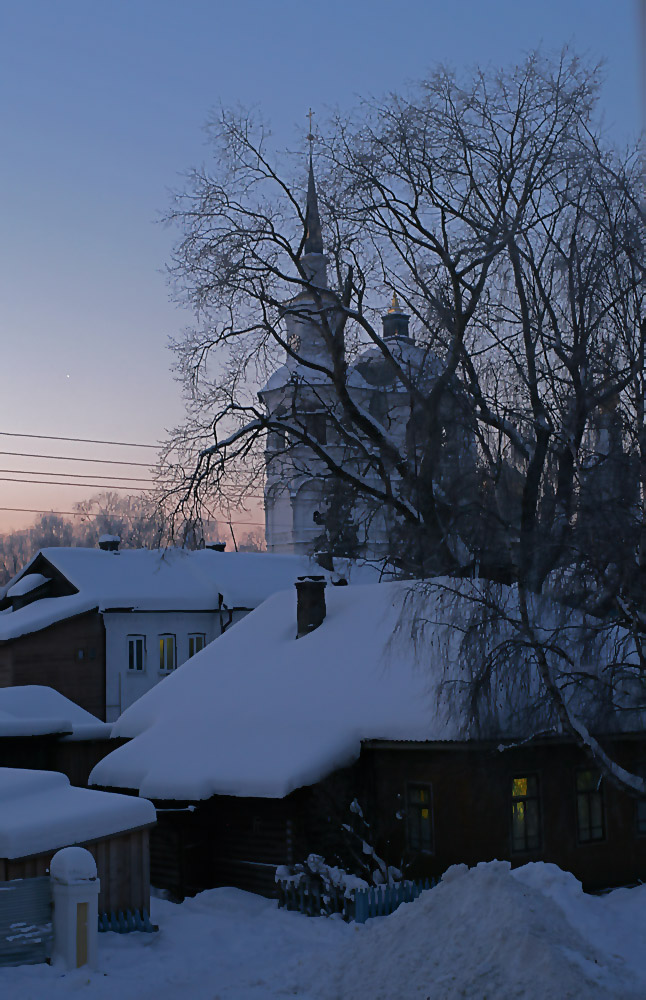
<box><xmin>162</xmin><ymin>51</ymin><xmax>646</xmax><ymax>791</ymax></box>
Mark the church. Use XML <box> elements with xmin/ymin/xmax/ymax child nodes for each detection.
<box><xmin>259</xmin><ymin>158</ymin><xmax>478</xmax><ymax>564</ymax></box>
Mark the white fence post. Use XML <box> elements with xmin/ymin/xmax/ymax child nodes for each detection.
<box><xmin>50</xmin><ymin>847</ymin><xmax>100</xmax><ymax>970</ymax></box>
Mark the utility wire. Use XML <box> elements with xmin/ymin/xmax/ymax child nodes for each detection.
<box><xmin>0</xmin><ymin>450</ymin><xmax>156</xmax><ymax>468</ymax></box>
<box><xmin>0</xmin><ymin>469</ymin><xmax>155</xmax><ymax>483</ymax></box>
<box><xmin>0</xmin><ymin>431</ymin><xmax>159</xmax><ymax>449</ymax></box>
<box><xmin>0</xmin><ymin>477</ymin><xmax>151</xmax><ymax>490</ymax></box>
<box><xmin>0</xmin><ymin>505</ymin><xmax>265</xmax><ymax>526</ymax></box>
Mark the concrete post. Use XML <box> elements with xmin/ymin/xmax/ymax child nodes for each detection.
<box><xmin>50</xmin><ymin>847</ymin><xmax>100</xmax><ymax>970</ymax></box>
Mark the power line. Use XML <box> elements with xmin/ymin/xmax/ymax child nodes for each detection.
<box><xmin>0</xmin><ymin>506</ymin><xmax>265</xmax><ymax>526</ymax></box>
<box><xmin>0</xmin><ymin>450</ymin><xmax>156</xmax><ymax>468</ymax></box>
<box><xmin>0</xmin><ymin>477</ymin><xmax>151</xmax><ymax>490</ymax></box>
<box><xmin>0</xmin><ymin>431</ymin><xmax>159</xmax><ymax>449</ymax></box>
<box><xmin>0</xmin><ymin>468</ymin><xmax>154</xmax><ymax>483</ymax></box>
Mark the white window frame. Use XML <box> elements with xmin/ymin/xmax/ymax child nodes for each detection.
<box><xmin>188</xmin><ymin>633</ymin><xmax>206</xmax><ymax>658</ymax></box>
<box><xmin>159</xmin><ymin>634</ymin><xmax>176</xmax><ymax>672</ymax></box>
<box><xmin>127</xmin><ymin>635</ymin><xmax>146</xmax><ymax>672</ymax></box>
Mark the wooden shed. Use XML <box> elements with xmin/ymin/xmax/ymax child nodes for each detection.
<box><xmin>0</xmin><ymin>768</ymin><xmax>156</xmax><ymax>919</ymax></box>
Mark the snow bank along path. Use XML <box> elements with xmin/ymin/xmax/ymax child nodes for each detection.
<box><xmin>2</xmin><ymin>861</ymin><xmax>646</xmax><ymax>999</ymax></box>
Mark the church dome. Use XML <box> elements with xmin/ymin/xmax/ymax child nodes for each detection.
<box><xmin>350</xmin><ymin>295</ymin><xmax>443</xmax><ymax>390</ymax></box>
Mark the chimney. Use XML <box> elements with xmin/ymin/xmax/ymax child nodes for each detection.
<box><xmin>98</xmin><ymin>535</ymin><xmax>120</xmax><ymax>552</ymax></box>
<box><xmin>295</xmin><ymin>575</ymin><xmax>327</xmax><ymax>638</ymax></box>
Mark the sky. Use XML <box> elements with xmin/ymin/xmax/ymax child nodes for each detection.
<box><xmin>0</xmin><ymin>0</ymin><xmax>643</xmax><ymax>537</ymax></box>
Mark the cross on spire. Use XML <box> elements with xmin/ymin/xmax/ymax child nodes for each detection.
<box><xmin>306</xmin><ymin>107</ymin><xmax>315</xmax><ymax>146</ymax></box>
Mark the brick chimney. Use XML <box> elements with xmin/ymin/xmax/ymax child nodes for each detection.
<box><xmin>98</xmin><ymin>535</ymin><xmax>120</xmax><ymax>552</ymax></box>
<box><xmin>295</xmin><ymin>575</ymin><xmax>327</xmax><ymax>638</ymax></box>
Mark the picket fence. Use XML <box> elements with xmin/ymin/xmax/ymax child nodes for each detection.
<box><xmin>277</xmin><ymin>877</ymin><xmax>437</xmax><ymax>923</ymax></box>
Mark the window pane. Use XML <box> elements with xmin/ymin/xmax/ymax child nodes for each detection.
<box><xmin>136</xmin><ymin>638</ymin><xmax>143</xmax><ymax>670</ymax></box>
<box><xmin>166</xmin><ymin>636</ymin><xmax>174</xmax><ymax>670</ymax></box>
<box><xmin>526</xmin><ymin>801</ymin><xmax>539</xmax><ymax>846</ymax></box>
<box><xmin>512</xmin><ymin>777</ymin><xmax>527</xmax><ymax>798</ymax></box>
<box><xmin>512</xmin><ymin>803</ymin><xmax>525</xmax><ymax>851</ymax></box>
<box><xmin>129</xmin><ymin>642</ymin><xmax>134</xmax><ymax>671</ymax></box>
<box><xmin>188</xmin><ymin>637</ymin><xmax>195</xmax><ymax>658</ymax></box>
<box><xmin>577</xmin><ymin>770</ymin><xmax>598</xmax><ymax>793</ymax></box>
<box><xmin>637</xmin><ymin>799</ymin><xmax>646</xmax><ymax>836</ymax></box>
<box><xmin>511</xmin><ymin>775</ymin><xmax>541</xmax><ymax>853</ymax></box>
<box><xmin>196</xmin><ymin>634</ymin><xmax>204</xmax><ymax>652</ymax></box>
<box><xmin>159</xmin><ymin>638</ymin><xmax>164</xmax><ymax>671</ymax></box>
<box><xmin>407</xmin><ymin>784</ymin><xmax>433</xmax><ymax>852</ymax></box>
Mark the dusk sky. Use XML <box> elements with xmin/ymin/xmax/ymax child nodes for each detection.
<box><xmin>1</xmin><ymin>0</ymin><xmax>643</xmax><ymax>536</ymax></box>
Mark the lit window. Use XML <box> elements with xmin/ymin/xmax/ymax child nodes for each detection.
<box><xmin>159</xmin><ymin>634</ymin><xmax>176</xmax><ymax>671</ymax></box>
<box><xmin>511</xmin><ymin>775</ymin><xmax>541</xmax><ymax>852</ymax></box>
<box><xmin>576</xmin><ymin>769</ymin><xmax>605</xmax><ymax>843</ymax></box>
<box><xmin>188</xmin><ymin>633</ymin><xmax>206</xmax><ymax>658</ymax></box>
<box><xmin>407</xmin><ymin>783</ymin><xmax>433</xmax><ymax>852</ymax></box>
<box><xmin>128</xmin><ymin>635</ymin><xmax>145</xmax><ymax>671</ymax></box>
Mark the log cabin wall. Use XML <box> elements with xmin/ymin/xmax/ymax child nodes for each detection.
<box><xmin>53</xmin><ymin>737</ymin><xmax>128</xmax><ymax>787</ymax></box>
<box><xmin>0</xmin><ymin>826</ymin><xmax>151</xmax><ymax>915</ymax></box>
<box><xmin>150</xmin><ymin>796</ymin><xmax>296</xmax><ymax>900</ymax></box>
<box><xmin>360</xmin><ymin>739</ymin><xmax>646</xmax><ymax>891</ymax></box>
<box><xmin>0</xmin><ymin>611</ymin><xmax>106</xmax><ymax>719</ymax></box>
<box><xmin>0</xmin><ymin>737</ymin><xmax>128</xmax><ymax>787</ymax></box>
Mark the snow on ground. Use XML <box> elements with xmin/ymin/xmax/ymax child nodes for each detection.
<box><xmin>4</xmin><ymin>860</ymin><xmax>646</xmax><ymax>999</ymax></box>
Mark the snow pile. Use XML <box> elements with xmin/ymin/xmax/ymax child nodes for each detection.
<box><xmin>0</xmin><ymin>768</ymin><xmax>155</xmax><ymax>858</ymax></box>
<box><xmin>3</xmin><ymin>862</ymin><xmax>646</xmax><ymax>998</ymax></box>
<box><xmin>0</xmin><ymin>685</ymin><xmax>111</xmax><ymax>740</ymax></box>
<box><xmin>301</xmin><ymin>861</ymin><xmax>646</xmax><ymax>1000</ymax></box>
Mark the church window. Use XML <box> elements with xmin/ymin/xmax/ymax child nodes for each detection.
<box><xmin>406</xmin><ymin>783</ymin><xmax>433</xmax><ymax>852</ymax></box>
<box><xmin>511</xmin><ymin>775</ymin><xmax>541</xmax><ymax>852</ymax></box>
<box><xmin>304</xmin><ymin>412</ymin><xmax>327</xmax><ymax>444</ymax></box>
<box><xmin>159</xmin><ymin>634</ymin><xmax>176</xmax><ymax>672</ymax></box>
<box><xmin>269</xmin><ymin>428</ymin><xmax>287</xmax><ymax>452</ymax></box>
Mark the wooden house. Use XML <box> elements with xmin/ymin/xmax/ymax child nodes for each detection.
<box><xmin>0</xmin><ymin>768</ymin><xmax>156</xmax><ymax>919</ymax></box>
<box><xmin>0</xmin><ymin>544</ymin><xmax>349</xmax><ymax>721</ymax></box>
<box><xmin>90</xmin><ymin>578</ymin><xmax>646</xmax><ymax>898</ymax></box>
<box><xmin>0</xmin><ymin>685</ymin><xmax>123</xmax><ymax>786</ymax></box>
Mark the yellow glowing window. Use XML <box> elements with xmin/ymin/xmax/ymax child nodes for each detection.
<box><xmin>407</xmin><ymin>783</ymin><xmax>433</xmax><ymax>853</ymax></box>
<box><xmin>511</xmin><ymin>774</ymin><xmax>541</xmax><ymax>853</ymax></box>
<box><xmin>159</xmin><ymin>634</ymin><xmax>176</xmax><ymax>671</ymax></box>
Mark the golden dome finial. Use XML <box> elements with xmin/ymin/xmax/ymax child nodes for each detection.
<box><xmin>388</xmin><ymin>291</ymin><xmax>400</xmax><ymax>313</ymax></box>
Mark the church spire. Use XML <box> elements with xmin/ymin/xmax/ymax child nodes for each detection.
<box><xmin>304</xmin><ymin>152</ymin><xmax>323</xmax><ymax>256</ymax></box>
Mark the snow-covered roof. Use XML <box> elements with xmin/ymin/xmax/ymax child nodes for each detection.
<box><xmin>0</xmin><ymin>548</ymin><xmax>375</xmax><ymax>641</ymax></box>
<box><xmin>90</xmin><ymin>581</ymin><xmax>463</xmax><ymax>801</ymax></box>
<box><xmin>91</xmin><ymin>577</ymin><xmax>643</xmax><ymax>803</ymax></box>
<box><xmin>6</xmin><ymin>573</ymin><xmax>50</xmax><ymax>599</ymax></box>
<box><xmin>0</xmin><ymin>686</ymin><xmax>111</xmax><ymax>740</ymax></box>
<box><xmin>0</xmin><ymin>767</ymin><xmax>155</xmax><ymax>858</ymax></box>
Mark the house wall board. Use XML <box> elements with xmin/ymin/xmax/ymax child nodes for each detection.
<box><xmin>0</xmin><ymin>612</ymin><xmax>106</xmax><ymax>719</ymax></box>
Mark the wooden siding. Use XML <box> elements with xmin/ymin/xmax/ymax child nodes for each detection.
<box><xmin>358</xmin><ymin>739</ymin><xmax>646</xmax><ymax>891</ymax></box>
<box><xmin>0</xmin><ymin>827</ymin><xmax>151</xmax><ymax>915</ymax></box>
<box><xmin>0</xmin><ymin>611</ymin><xmax>106</xmax><ymax>719</ymax></box>
<box><xmin>150</xmin><ymin>797</ymin><xmax>294</xmax><ymax>900</ymax></box>
<box><xmin>0</xmin><ymin>736</ymin><xmax>127</xmax><ymax>788</ymax></box>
